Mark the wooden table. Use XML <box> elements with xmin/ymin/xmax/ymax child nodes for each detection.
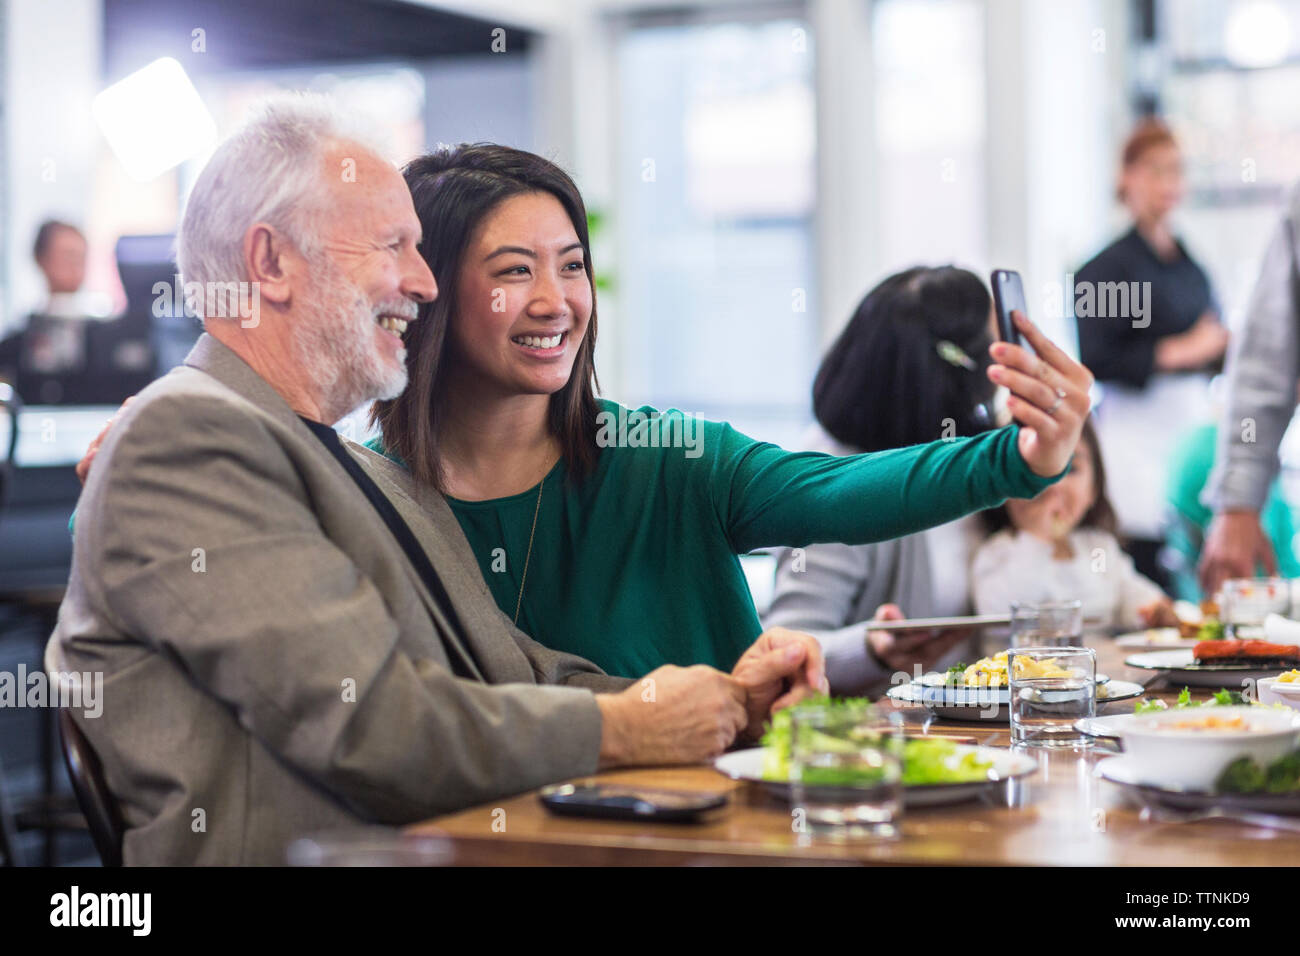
<box><xmin>409</xmin><ymin>638</ymin><xmax>1300</xmax><ymax>865</ymax></box>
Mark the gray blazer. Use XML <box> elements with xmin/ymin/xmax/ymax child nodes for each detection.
<box><xmin>46</xmin><ymin>334</ymin><xmax>629</xmax><ymax>865</ymax></box>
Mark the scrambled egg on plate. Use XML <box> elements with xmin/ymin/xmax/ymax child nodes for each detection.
<box><xmin>960</xmin><ymin>651</ymin><xmax>1071</xmax><ymax>687</ymax></box>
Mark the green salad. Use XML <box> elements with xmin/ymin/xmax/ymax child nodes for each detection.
<box><xmin>1133</xmin><ymin>687</ymin><xmax>1243</xmax><ymax>714</ymax></box>
<box><xmin>760</xmin><ymin>696</ymin><xmax>994</xmax><ymax>786</ymax></box>
<box><xmin>1196</xmin><ymin>618</ymin><xmax>1226</xmax><ymax>642</ymax></box>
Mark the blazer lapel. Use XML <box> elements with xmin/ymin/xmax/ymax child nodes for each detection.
<box><xmin>181</xmin><ymin>334</ymin><xmax>489</xmax><ymax>682</ymax></box>
<box><xmin>343</xmin><ymin>442</ymin><xmax>539</xmax><ymax>685</ymax></box>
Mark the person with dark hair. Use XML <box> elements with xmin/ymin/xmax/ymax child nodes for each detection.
<box><xmin>764</xmin><ymin>266</ymin><xmax>1004</xmax><ymax>693</ymax></box>
<box><xmin>364</xmin><ymin>144</ymin><xmax>1094</xmax><ymax>680</ymax></box>
<box><xmin>33</xmin><ymin>219</ymin><xmax>88</xmax><ymax>304</ymax></box>
<box><xmin>1074</xmin><ymin>117</ymin><xmax>1227</xmax><ymax>587</ymax></box>
<box><xmin>971</xmin><ymin>418</ymin><xmax>1176</xmax><ymax>630</ymax></box>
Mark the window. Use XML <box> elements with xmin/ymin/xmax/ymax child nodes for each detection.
<box><xmin>614</xmin><ymin>15</ymin><xmax>817</xmax><ymax>448</ymax></box>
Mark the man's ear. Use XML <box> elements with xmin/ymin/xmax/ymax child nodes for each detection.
<box><xmin>243</xmin><ymin>223</ymin><xmax>296</xmax><ymax>307</ymax></box>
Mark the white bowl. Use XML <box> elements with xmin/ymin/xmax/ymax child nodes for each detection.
<box><xmin>1113</xmin><ymin>705</ymin><xmax>1300</xmax><ymax>791</ymax></box>
<box><xmin>1257</xmin><ymin>676</ymin><xmax>1300</xmax><ymax>710</ymax></box>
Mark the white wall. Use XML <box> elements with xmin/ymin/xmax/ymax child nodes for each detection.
<box><xmin>4</xmin><ymin>0</ymin><xmax>102</xmax><ymax>330</ymax></box>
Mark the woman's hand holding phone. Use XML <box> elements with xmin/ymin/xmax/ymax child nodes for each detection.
<box><xmin>987</xmin><ymin>310</ymin><xmax>1094</xmax><ymax>479</ymax></box>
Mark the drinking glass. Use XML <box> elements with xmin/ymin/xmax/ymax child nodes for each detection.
<box><xmin>1009</xmin><ymin>600</ymin><xmax>1083</xmax><ymax>648</ymax></box>
<box><xmin>1220</xmin><ymin>578</ymin><xmax>1290</xmax><ymax>640</ymax></box>
<box><xmin>789</xmin><ymin>701</ymin><xmax>903</xmax><ymax>841</ymax></box>
<box><xmin>1008</xmin><ymin>646</ymin><xmax>1096</xmax><ymax>748</ymax></box>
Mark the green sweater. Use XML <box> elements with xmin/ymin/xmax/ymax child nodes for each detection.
<box><xmin>367</xmin><ymin>399</ymin><xmax>1061</xmax><ymax>679</ymax></box>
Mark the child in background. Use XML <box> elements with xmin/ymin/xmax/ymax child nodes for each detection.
<box><xmin>971</xmin><ymin>417</ymin><xmax>1178</xmax><ymax>631</ymax></box>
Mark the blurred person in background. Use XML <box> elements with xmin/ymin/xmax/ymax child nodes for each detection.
<box><xmin>1201</xmin><ymin>183</ymin><xmax>1300</xmax><ymax>596</ymax></box>
<box><xmin>1164</xmin><ymin>377</ymin><xmax>1300</xmax><ymax>602</ymax></box>
<box><xmin>0</xmin><ymin>219</ymin><xmax>112</xmax><ymax>389</ymax></box>
<box><xmin>33</xmin><ymin>219</ymin><xmax>90</xmax><ymax>315</ymax></box>
<box><xmin>972</xmin><ymin>417</ymin><xmax>1177</xmax><ymax>632</ymax></box>
<box><xmin>1076</xmin><ymin>117</ymin><xmax>1227</xmax><ymax>590</ymax></box>
<box><xmin>764</xmin><ymin>266</ymin><xmax>1002</xmax><ymax>694</ymax></box>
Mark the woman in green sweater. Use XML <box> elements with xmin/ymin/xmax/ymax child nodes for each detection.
<box><xmin>365</xmin><ymin>145</ymin><xmax>1093</xmax><ymax>680</ymax></box>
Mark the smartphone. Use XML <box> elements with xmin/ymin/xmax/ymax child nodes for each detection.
<box><xmin>990</xmin><ymin>269</ymin><xmax>1027</xmax><ymax>347</ymax></box>
<box><xmin>538</xmin><ymin>783</ymin><xmax>728</xmax><ymax>823</ymax></box>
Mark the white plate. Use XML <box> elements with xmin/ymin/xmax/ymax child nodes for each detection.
<box><xmin>713</xmin><ymin>745</ymin><xmax>1038</xmax><ymax>808</ymax></box>
<box><xmin>888</xmin><ymin>681</ymin><xmax>1006</xmax><ymax>720</ymax></box>
<box><xmin>889</xmin><ymin>674</ymin><xmax>1119</xmax><ymax>722</ymax></box>
<box><xmin>1097</xmin><ymin>755</ymin><xmax>1300</xmax><ymax>815</ymax></box>
<box><xmin>1094</xmin><ymin>680</ymin><xmax>1145</xmax><ymax>709</ymax></box>
<box><xmin>1123</xmin><ymin>649</ymin><xmax>1286</xmax><ymax>688</ymax></box>
<box><xmin>1114</xmin><ymin>628</ymin><xmax>1200</xmax><ymax>650</ymax></box>
<box><xmin>1075</xmin><ymin>714</ymin><xmax>1138</xmax><ymax>740</ymax></box>
<box><xmin>1259</xmin><ymin>675</ymin><xmax>1300</xmax><ymax>709</ymax></box>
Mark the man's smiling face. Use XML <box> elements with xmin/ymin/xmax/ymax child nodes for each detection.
<box><xmin>288</xmin><ymin>144</ymin><xmax>437</xmax><ymax>416</ymax></box>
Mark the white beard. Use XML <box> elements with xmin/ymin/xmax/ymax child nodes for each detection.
<box><xmin>292</xmin><ymin>264</ymin><xmax>410</xmax><ymax>421</ymax></box>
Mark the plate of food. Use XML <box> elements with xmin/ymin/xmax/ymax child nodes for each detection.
<box><xmin>1098</xmin><ymin>712</ymin><xmax>1300</xmax><ymax>813</ymax></box>
<box><xmin>886</xmin><ymin>651</ymin><xmax>1116</xmax><ymax>721</ymax></box>
<box><xmin>1075</xmin><ymin>688</ymin><xmax>1250</xmax><ymax>741</ymax></box>
<box><xmin>1257</xmin><ymin>670</ymin><xmax>1300</xmax><ymax>710</ymax></box>
<box><xmin>1098</xmin><ymin>705</ymin><xmax>1300</xmax><ymax>791</ymax></box>
<box><xmin>1124</xmin><ymin>640</ymin><xmax>1300</xmax><ymax>687</ymax></box>
<box><xmin>1113</xmin><ymin>602</ymin><xmax>1222</xmax><ymax>649</ymax></box>
<box><xmin>715</xmin><ymin>700</ymin><xmax>1039</xmax><ymax>808</ymax></box>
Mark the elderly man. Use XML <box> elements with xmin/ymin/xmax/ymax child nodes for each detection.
<box><xmin>47</xmin><ymin>94</ymin><xmax>824</xmax><ymax>865</ymax></box>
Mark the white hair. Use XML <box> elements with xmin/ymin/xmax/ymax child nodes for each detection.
<box><xmin>177</xmin><ymin>92</ymin><xmax>388</xmax><ymax>305</ymax></box>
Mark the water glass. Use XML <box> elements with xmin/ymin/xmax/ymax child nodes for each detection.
<box><xmin>1008</xmin><ymin>646</ymin><xmax>1096</xmax><ymax>748</ymax></box>
<box><xmin>1221</xmin><ymin>578</ymin><xmax>1290</xmax><ymax>639</ymax></box>
<box><xmin>1009</xmin><ymin>600</ymin><xmax>1083</xmax><ymax>648</ymax></box>
<box><xmin>789</xmin><ymin>701</ymin><xmax>903</xmax><ymax>841</ymax></box>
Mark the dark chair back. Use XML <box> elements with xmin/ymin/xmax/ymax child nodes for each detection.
<box><xmin>58</xmin><ymin>708</ymin><xmax>124</xmax><ymax>867</ymax></box>
<box><xmin>0</xmin><ymin>386</ymin><xmax>24</xmax><ymax>865</ymax></box>
<box><xmin>0</xmin><ymin>383</ymin><xmax>20</xmax><ymax>513</ymax></box>
<box><xmin>0</xmin><ymin>754</ymin><xmax>23</xmax><ymax>866</ymax></box>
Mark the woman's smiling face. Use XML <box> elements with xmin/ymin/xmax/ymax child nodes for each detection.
<box><xmin>449</xmin><ymin>191</ymin><xmax>593</xmax><ymax>398</ymax></box>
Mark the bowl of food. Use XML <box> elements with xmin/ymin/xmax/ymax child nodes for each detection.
<box><xmin>1112</xmin><ymin>705</ymin><xmax>1300</xmax><ymax>791</ymax></box>
<box><xmin>1257</xmin><ymin>670</ymin><xmax>1300</xmax><ymax>710</ymax></box>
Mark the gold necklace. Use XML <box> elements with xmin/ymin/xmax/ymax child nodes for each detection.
<box><xmin>513</xmin><ymin>475</ymin><xmax>545</xmax><ymax>625</ymax></box>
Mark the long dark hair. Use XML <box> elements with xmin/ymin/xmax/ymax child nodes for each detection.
<box><xmin>372</xmin><ymin>143</ymin><xmax>600</xmax><ymax>491</ymax></box>
<box><xmin>979</xmin><ymin>416</ymin><xmax>1119</xmax><ymax>538</ymax></box>
<box><xmin>813</xmin><ymin>265</ymin><xmax>996</xmax><ymax>452</ymax></box>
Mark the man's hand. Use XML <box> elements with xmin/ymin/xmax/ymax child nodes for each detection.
<box><xmin>76</xmin><ymin>396</ymin><xmax>134</xmax><ymax>485</ymax></box>
<box><xmin>867</xmin><ymin>604</ymin><xmax>971</xmax><ymax>677</ymax></box>
<box><xmin>1199</xmin><ymin>510</ymin><xmax>1277</xmax><ymax>597</ymax></box>
<box><xmin>987</xmin><ymin>311</ymin><xmax>1094</xmax><ymax>478</ymax></box>
<box><xmin>730</xmin><ymin>628</ymin><xmax>827</xmax><ymax>742</ymax></box>
<box><xmin>595</xmin><ymin>664</ymin><xmax>746</xmax><ymax>768</ymax></box>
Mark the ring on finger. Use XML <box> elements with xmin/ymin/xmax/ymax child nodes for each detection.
<box><xmin>1048</xmin><ymin>387</ymin><xmax>1066</xmax><ymax>416</ymax></box>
